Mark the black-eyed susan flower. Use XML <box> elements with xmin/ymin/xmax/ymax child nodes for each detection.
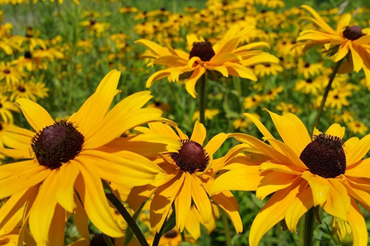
<box><xmin>297</xmin><ymin>5</ymin><xmax>370</xmax><ymax>87</ymax></box>
<box><xmin>136</xmin><ymin>25</ymin><xmax>279</xmax><ymax>98</ymax></box>
<box><xmin>0</xmin><ymin>62</ymin><xmax>23</xmax><ymax>86</ymax></box>
<box><xmin>243</xmin><ymin>94</ymin><xmax>262</xmax><ymax>109</ymax></box>
<box><xmin>192</xmin><ymin>109</ymin><xmax>219</xmax><ymax>121</ymax></box>
<box><xmin>262</xmin><ymin>86</ymin><xmax>283</xmax><ymax>102</ymax></box>
<box><xmin>0</xmin><ymin>70</ymin><xmax>180</xmax><ymax>246</ymax></box>
<box><xmin>215</xmin><ymin>110</ymin><xmax>370</xmax><ymax>246</ymax></box>
<box><xmin>347</xmin><ymin>121</ymin><xmax>368</xmax><ymax>135</ymax></box>
<box><xmin>297</xmin><ymin>59</ymin><xmax>323</xmax><ymax>79</ymax></box>
<box><xmin>124</xmin><ymin>121</ymin><xmax>242</xmax><ymax>234</ymax></box>
<box><xmin>254</xmin><ymin>63</ymin><xmax>283</xmax><ymax>77</ymax></box>
<box><xmin>294</xmin><ymin>76</ymin><xmax>325</xmax><ymax>95</ymax></box>
<box><xmin>0</xmin><ymin>96</ymin><xmax>20</xmax><ymax>123</ymax></box>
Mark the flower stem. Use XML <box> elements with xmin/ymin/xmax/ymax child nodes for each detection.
<box><xmin>312</xmin><ymin>59</ymin><xmax>343</xmax><ymax>131</ymax></box>
<box><xmin>152</xmin><ymin>212</ymin><xmax>176</xmax><ymax>246</ymax></box>
<box><xmin>221</xmin><ymin>210</ymin><xmax>232</xmax><ymax>246</ymax></box>
<box><xmin>299</xmin><ymin>208</ymin><xmax>315</xmax><ymax>246</ymax></box>
<box><xmin>103</xmin><ymin>181</ymin><xmax>149</xmax><ymax>246</ymax></box>
<box><xmin>199</xmin><ymin>74</ymin><xmax>207</xmax><ymax>125</ymax></box>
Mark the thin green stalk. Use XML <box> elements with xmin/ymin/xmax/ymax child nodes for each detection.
<box><xmin>312</xmin><ymin>59</ymin><xmax>344</xmax><ymax>131</ymax></box>
<box><xmin>103</xmin><ymin>181</ymin><xmax>149</xmax><ymax>246</ymax></box>
<box><xmin>299</xmin><ymin>209</ymin><xmax>315</xmax><ymax>246</ymax></box>
<box><xmin>221</xmin><ymin>210</ymin><xmax>232</xmax><ymax>246</ymax></box>
<box><xmin>152</xmin><ymin>212</ymin><xmax>176</xmax><ymax>246</ymax></box>
<box><xmin>199</xmin><ymin>74</ymin><xmax>207</xmax><ymax>125</ymax></box>
<box><xmin>103</xmin><ymin>234</ymin><xmax>115</xmax><ymax>246</ymax></box>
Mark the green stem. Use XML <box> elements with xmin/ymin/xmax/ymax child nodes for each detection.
<box><xmin>199</xmin><ymin>74</ymin><xmax>207</xmax><ymax>125</ymax></box>
<box><xmin>312</xmin><ymin>59</ymin><xmax>343</xmax><ymax>131</ymax></box>
<box><xmin>299</xmin><ymin>208</ymin><xmax>315</xmax><ymax>246</ymax></box>
<box><xmin>221</xmin><ymin>210</ymin><xmax>232</xmax><ymax>246</ymax></box>
<box><xmin>103</xmin><ymin>234</ymin><xmax>115</xmax><ymax>246</ymax></box>
<box><xmin>152</xmin><ymin>212</ymin><xmax>176</xmax><ymax>246</ymax></box>
<box><xmin>103</xmin><ymin>181</ymin><xmax>149</xmax><ymax>246</ymax></box>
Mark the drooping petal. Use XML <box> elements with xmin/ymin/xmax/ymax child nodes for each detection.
<box><xmin>301</xmin><ymin>171</ymin><xmax>331</xmax><ymax>207</ymax></box>
<box><xmin>47</xmin><ymin>204</ymin><xmax>66</xmax><ymax>246</ymax></box>
<box><xmin>346</xmin><ymin>159</ymin><xmax>370</xmax><ymax>178</ymax></box>
<box><xmin>249</xmin><ymin>180</ymin><xmax>301</xmax><ymax>246</ymax></box>
<box><xmin>146</xmin><ymin>68</ymin><xmax>172</xmax><ymax>87</ymax></box>
<box><xmin>345</xmin><ymin>134</ymin><xmax>370</xmax><ymax>166</ymax></box>
<box><xmin>16</xmin><ymin>98</ymin><xmax>55</xmax><ymax>133</ymax></box>
<box><xmin>212</xmin><ymin>191</ymin><xmax>243</xmax><ymax>233</ymax></box>
<box><xmin>74</xmin><ymin>162</ymin><xmax>124</xmax><ymax>238</ymax></box>
<box><xmin>55</xmin><ymin>161</ymin><xmax>80</xmax><ymax>213</ymax></box>
<box><xmin>225</xmin><ymin>63</ymin><xmax>257</xmax><ymax>81</ymax></box>
<box><xmin>323</xmin><ymin>179</ymin><xmax>350</xmax><ymax>220</ymax></box>
<box><xmin>285</xmin><ymin>186</ymin><xmax>313</xmax><ymax>232</ymax></box>
<box><xmin>175</xmin><ymin>172</ymin><xmax>192</xmax><ymax>231</ymax></box>
<box><xmin>300</xmin><ymin>5</ymin><xmax>336</xmax><ymax>34</ymax></box>
<box><xmin>185</xmin><ymin>67</ymin><xmax>206</xmax><ymax>98</ymax></box>
<box><xmin>29</xmin><ymin>170</ymin><xmax>59</xmax><ymax>245</ymax></box>
<box><xmin>347</xmin><ymin>198</ymin><xmax>368</xmax><ymax>246</ymax></box>
<box><xmin>257</xmin><ymin>172</ymin><xmax>298</xmax><ymax>200</ymax></box>
<box><xmin>204</xmin><ymin>133</ymin><xmax>228</xmax><ymax>156</ymax></box>
<box><xmin>191</xmin><ymin>175</ymin><xmax>212</xmax><ymax>224</ymax></box>
<box><xmin>0</xmin><ymin>160</ymin><xmax>39</xmax><ymax>180</ymax></box>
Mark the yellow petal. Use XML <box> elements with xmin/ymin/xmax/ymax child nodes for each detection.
<box><xmin>16</xmin><ymin>98</ymin><xmax>55</xmax><ymax>133</ymax></box>
<box><xmin>175</xmin><ymin>172</ymin><xmax>192</xmax><ymax>231</ymax></box>
<box><xmin>336</xmin><ymin>14</ymin><xmax>351</xmax><ymax>33</ymax></box>
<box><xmin>323</xmin><ymin>179</ymin><xmax>350</xmax><ymax>220</ymax></box>
<box><xmin>29</xmin><ymin>170</ymin><xmax>59</xmax><ymax>245</ymax></box>
<box><xmin>185</xmin><ymin>67</ymin><xmax>206</xmax><ymax>98</ymax></box>
<box><xmin>70</xmin><ymin>70</ymin><xmax>121</xmax><ymax>139</ymax></box>
<box><xmin>325</xmin><ymin>123</ymin><xmax>345</xmax><ymax>138</ymax></box>
<box><xmin>249</xmin><ymin>180</ymin><xmax>301</xmax><ymax>246</ymax></box>
<box><xmin>267</xmin><ymin>138</ymin><xmax>307</xmax><ymax>169</ymax></box>
<box><xmin>146</xmin><ymin>68</ymin><xmax>172</xmax><ymax>87</ymax></box>
<box><xmin>225</xmin><ymin>63</ymin><xmax>257</xmax><ymax>81</ymax></box>
<box><xmin>47</xmin><ymin>204</ymin><xmax>66</xmax><ymax>246</ymax></box>
<box><xmin>210</xmin><ymin>163</ymin><xmax>261</xmax><ymax>194</ymax></box>
<box><xmin>190</xmin><ymin>121</ymin><xmax>206</xmax><ymax>146</ymax></box>
<box><xmin>257</xmin><ymin>171</ymin><xmax>298</xmax><ymax>200</ymax></box>
<box><xmin>191</xmin><ymin>175</ymin><xmax>212</xmax><ymax>223</ymax></box>
<box><xmin>74</xmin><ymin>163</ymin><xmax>124</xmax><ymax>237</ymax></box>
<box><xmin>301</xmin><ymin>171</ymin><xmax>331</xmax><ymax>206</ymax></box>
<box><xmin>350</xmin><ymin>43</ymin><xmax>364</xmax><ymax>72</ymax></box>
<box><xmin>265</xmin><ymin>110</ymin><xmax>311</xmax><ymax>158</ymax></box>
<box><xmin>74</xmin><ymin>193</ymin><xmax>90</xmax><ymax>240</ymax></box>
<box><xmin>204</xmin><ymin>133</ymin><xmax>228</xmax><ymax>156</ymax></box>
<box><xmin>335</xmin><ymin>40</ymin><xmax>350</xmax><ymax>62</ymax></box>
<box><xmin>345</xmin><ymin>134</ymin><xmax>370</xmax><ymax>166</ymax></box>
<box><xmin>212</xmin><ymin>191</ymin><xmax>243</xmax><ymax>233</ymax></box>
<box><xmin>0</xmin><ymin>165</ymin><xmax>49</xmax><ymax>200</ymax></box>
<box><xmin>300</xmin><ymin>5</ymin><xmax>335</xmax><ymax>33</ymax></box>
<box><xmin>55</xmin><ymin>161</ymin><xmax>80</xmax><ymax>213</ymax></box>
<box><xmin>347</xmin><ymin>199</ymin><xmax>368</xmax><ymax>246</ymax></box>
<box><xmin>285</xmin><ymin>186</ymin><xmax>313</xmax><ymax>232</ymax></box>
<box><xmin>185</xmin><ymin>207</ymin><xmax>201</xmax><ymax>240</ymax></box>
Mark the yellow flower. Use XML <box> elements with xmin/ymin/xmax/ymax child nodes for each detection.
<box><xmin>192</xmin><ymin>109</ymin><xmax>219</xmax><ymax>121</ymax></box>
<box><xmin>254</xmin><ymin>63</ymin><xmax>284</xmax><ymax>77</ymax></box>
<box><xmin>243</xmin><ymin>94</ymin><xmax>262</xmax><ymax>109</ymax></box>
<box><xmin>297</xmin><ymin>5</ymin><xmax>370</xmax><ymax>87</ymax></box>
<box><xmin>262</xmin><ymin>86</ymin><xmax>283</xmax><ymax>102</ymax></box>
<box><xmin>0</xmin><ymin>70</ymin><xmax>179</xmax><ymax>246</ymax></box>
<box><xmin>218</xmin><ymin>110</ymin><xmax>370</xmax><ymax>246</ymax></box>
<box><xmin>136</xmin><ymin>25</ymin><xmax>279</xmax><ymax>98</ymax></box>
<box><xmin>332</xmin><ymin>217</ymin><xmax>353</xmax><ymax>245</ymax></box>
<box><xmin>294</xmin><ymin>76</ymin><xmax>326</xmax><ymax>95</ymax></box>
<box><xmin>0</xmin><ymin>62</ymin><xmax>23</xmax><ymax>86</ymax></box>
<box><xmin>0</xmin><ymin>96</ymin><xmax>20</xmax><ymax>123</ymax></box>
<box><xmin>347</xmin><ymin>121</ymin><xmax>368</xmax><ymax>135</ymax></box>
<box><xmin>275</xmin><ymin>102</ymin><xmax>301</xmax><ymax>114</ymax></box>
<box><xmin>297</xmin><ymin>59</ymin><xmax>323</xmax><ymax>79</ymax></box>
<box><xmin>125</xmin><ymin>122</ymin><xmax>242</xmax><ymax>234</ymax></box>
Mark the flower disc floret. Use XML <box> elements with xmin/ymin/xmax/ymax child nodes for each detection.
<box><xmin>171</xmin><ymin>139</ymin><xmax>209</xmax><ymax>173</ymax></box>
<box><xmin>31</xmin><ymin>121</ymin><xmax>84</xmax><ymax>170</ymax></box>
<box><xmin>189</xmin><ymin>41</ymin><xmax>215</xmax><ymax>62</ymax></box>
<box><xmin>342</xmin><ymin>26</ymin><xmax>365</xmax><ymax>41</ymax></box>
<box><xmin>164</xmin><ymin>230</ymin><xmax>178</xmax><ymax>238</ymax></box>
<box><xmin>300</xmin><ymin>133</ymin><xmax>346</xmax><ymax>178</ymax></box>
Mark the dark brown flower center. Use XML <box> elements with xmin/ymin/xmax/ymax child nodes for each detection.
<box><xmin>265</xmin><ymin>63</ymin><xmax>271</xmax><ymax>67</ymax></box>
<box><xmin>31</xmin><ymin>121</ymin><xmax>84</xmax><ymax>170</ymax></box>
<box><xmin>3</xmin><ymin>69</ymin><xmax>10</xmax><ymax>74</ymax></box>
<box><xmin>306</xmin><ymin>78</ymin><xmax>313</xmax><ymax>84</ymax></box>
<box><xmin>304</xmin><ymin>62</ymin><xmax>310</xmax><ymax>68</ymax></box>
<box><xmin>90</xmin><ymin>19</ymin><xmax>97</xmax><ymax>26</ymax></box>
<box><xmin>334</xmin><ymin>95</ymin><xmax>339</xmax><ymax>99</ymax></box>
<box><xmin>343</xmin><ymin>25</ymin><xmax>365</xmax><ymax>41</ymax></box>
<box><xmin>0</xmin><ymin>123</ymin><xmax>3</xmax><ymax>131</ymax></box>
<box><xmin>24</xmin><ymin>51</ymin><xmax>32</xmax><ymax>59</ymax></box>
<box><xmin>18</xmin><ymin>86</ymin><xmax>26</xmax><ymax>92</ymax></box>
<box><xmin>300</xmin><ymin>134</ymin><xmax>346</xmax><ymax>178</ymax></box>
<box><xmin>164</xmin><ymin>230</ymin><xmax>178</xmax><ymax>239</ymax></box>
<box><xmin>189</xmin><ymin>41</ymin><xmax>215</xmax><ymax>62</ymax></box>
<box><xmin>171</xmin><ymin>139</ymin><xmax>209</xmax><ymax>173</ymax></box>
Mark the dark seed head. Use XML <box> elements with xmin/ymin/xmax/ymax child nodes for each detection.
<box><xmin>90</xmin><ymin>234</ymin><xmax>114</xmax><ymax>246</ymax></box>
<box><xmin>0</xmin><ymin>123</ymin><xmax>3</xmax><ymax>131</ymax></box>
<box><xmin>90</xmin><ymin>19</ymin><xmax>97</xmax><ymax>26</ymax></box>
<box><xmin>3</xmin><ymin>69</ymin><xmax>10</xmax><ymax>74</ymax></box>
<box><xmin>334</xmin><ymin>95</ymin><xmax>339</xmax><ymax>99</ymax></box>
<box><xmin>189</xmin><ymin>41</ymin><xmax>215</xmax><ymax>62</ymax></box>
<box><xmin>18</xmin><ymin>86</ymin><xmax>26</xmax><ymax>92</ymax></box>
<box><xmin>300</xmin><ymin>134</ymin><xmax>346</xmax><ymax>178</ymax></box>
<box><xmin>171</xmin><ymin>139</ymin><xmax>209</xmax><ymax>173</ymax></box>
<box><xmin>24</xmin><ymin>51</ymin><xmax>32</xmax><ymax>59</ymax></box>
<box><xmin>31</xmin><ymin>121</ymin><xmax>84</xmax><ymax>170</ymax></box>
<box><xmin>265</xmin><ymin>63</ymin><xmax>271</xmax><ymax>68</ymax></box>
<box><xmin>306</xmin><ymin>78</ymin><xmax>313</xmax><ymax>83</ymax></box>
<box><xmin>343</xmin><ymin>25</ymin><xmax>365</xmax><ymax>41</ymax></box>
<box><xmin>304</xmin><ymin>62</ymin><xmax>310</xmax><ymax>68</ymax></box>
<box><xmin>164</xmin><ymin>230</ymin><xmax>178</xmax><ymax>239</ymax></box>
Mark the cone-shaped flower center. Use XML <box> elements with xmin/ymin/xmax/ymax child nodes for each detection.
<box><xmin>31</xmin><ymin>121</ymin><xmax>84</xmax><ymax>170</ymax></box>
<box><xmin>189</xmin><ymin>41</ymin><xmax>215</xmax><ymax>62</ymax></box>
<box><xmin>164</xmin><ymin>230</ymin><xmax>178</xmax><ymax>238</ymax></box>
<box><xmin>24</xmin><ymin>51</ymin><xmax>32</xmax><ymax>59</ymax></box>
<box><xmin>171</xmin><ymin>139</ymin><xmax>209</xmax><ymax>173</ymax></box>
<box><xmin>3</xmin><ymin>69</ymin><xmax>10</xmax><ymax>74</ymax></box>
<box><xmin>17</xmin><ymin>86</ymin><xmax>26</xmax><ymax>92</ymax></box>
<box><xmin>300</xmin><ymin>134</ymin><xmax>346</xmax><ymax>178</ymax></box>
<box><xmin>343</xmin><ymin>25</ymin><xmax>365</xmax><ymax>41</ymax></box>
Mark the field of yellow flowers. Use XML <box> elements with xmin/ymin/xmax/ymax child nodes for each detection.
<box><xmin>1</xmin><ymin>0</ymin><xmax>370</xmax><ymax>245</ymax></box>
